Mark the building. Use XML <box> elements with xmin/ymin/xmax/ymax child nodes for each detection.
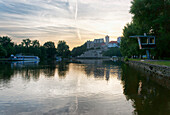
<box><xmin>117</xmin><ymin>37</ymin><xmax>122</xmax><ymax>44</ymax></box>
<box><xmin>94</xmin><ymin>38</ymin><xmax>104</xmax><ymax>43</ymax></box>
<box><xmin>108</xmin><ymin>41</ymin><xmax>118</xmax><ymax>48</ymax></box>
<box><xmin>87</xmin><ymin>35</ymin><xmax>119</xmax><ymax>49</ymax></box>
<box><xmin>87</xmin><ymin>41</ymin><xmax>94</xmax><ymax>49</ymax></box>
<box><xmin>105</xmin><ymin>35</ymin><xmax>109</xmax><ymax>45</ymax></box>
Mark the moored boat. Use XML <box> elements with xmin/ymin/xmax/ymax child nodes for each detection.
<box><xmin>10</xmin><ymin>54</ymin><xmax>40</xmax><ymax>61</ymax></box>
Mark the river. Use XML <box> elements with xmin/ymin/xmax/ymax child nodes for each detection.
<box><xmin>0</xmin><ymin>60</ymin><xmax>169</xmax><ymax>115</ymax></box>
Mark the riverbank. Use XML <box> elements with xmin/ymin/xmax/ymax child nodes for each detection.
<box><xmin>128</xmin><ymin>59</ymin><xmax>170</xmax><ymax>66</ymax></box>
<box><xmin>125</xmin><ymin>60</ymin><xmax>170</xmax><ymax>89</ymax></box>
<box><xmin>126</xmin><ymin>60</ymin><xmax>170</xmax><ymax>77</ymax></box>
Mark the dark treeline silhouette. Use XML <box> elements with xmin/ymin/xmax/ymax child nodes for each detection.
<box><xmin>120</xmin><ymin>0</ymin><xmax>170</xmax><ymax>59</ymax></box>
<box><xmin>0</xmin><ymin>36</ymin><xmax>70</xmax><ymax>60</ymax></box>
<box><xmin>71</xmin><ymin>43</ymin><xmax>87</xmax><ymax>57</ymax></box>
<box><xmin>103</xmin><ymin>47</ymin><xmax>122</xmax><ymax>57</ymax></box>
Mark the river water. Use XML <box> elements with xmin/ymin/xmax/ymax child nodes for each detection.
<box><xmin>0</xmin><ymin>60</ymin><xmax>169</xmax><ymax>115</ymax></box>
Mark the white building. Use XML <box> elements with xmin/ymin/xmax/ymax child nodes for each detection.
<box><xmin>94</xmin><ymin>38</ymin><xmax>104</xmax><ymax>43</ymax></box>
<box><xmin>117</xmin><ymin>37</ymin><xmax>122</xmax><ymax>44</ymax></box>
<box><xmin>108</xmin><ymin>41</ymin><xmax>118</xmax><ymax>48</ymax></box>
<box><xmin>87</xmin><ymin>35</ymin><xmax>120</xmax><ymax>49</ymax></box>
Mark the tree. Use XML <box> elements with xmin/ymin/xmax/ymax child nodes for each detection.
<box><xmin>0</xmin><ymin>45</ymin><xmax>7</xmax><ymax>56</ymax></box>
<box><xmin>103</xmin><ymin>47</ymin><xmax>122</xmax><ymax>57</ymax></box>
<box><xmin>129</xmin><ymin>0</ymin><xmax>170</xmax><ymax>58</ymax></box>
<box><xmin>56</xmin><ymin>41</ymin><xmax>70</xmax><ymax>58</ymax></box>
<box><xmin>120</xmin><ymin>0</ymin><xmax>170</xmax><ymax>58</ymax></box>
<box><xmin>71</xmin><ymin>43</ymin><xmax>87</xmax><ymax>57</ymax></box>
<box><xmin>0</xmin><ymin>36</ymin><xmax>15</xmax><ymax>57</ymax></box>
<box><xmin>22</xmin><ymin>39</ymin><xmax>31</xmax><ymax>48</ymax></box>
<box><xmin>120</xmin><ymin>23</ymin><xmax>145</xmax><ymax>58</ymax></box>
<box><xmin>43</xmin><ymin>41</ymin><xmax>56</xmax><ymax>58</ymax></box>
<box><xmin>32</xmin><ymin>40</ymin><xmax>40</xmax><ymax>47</ymax></box>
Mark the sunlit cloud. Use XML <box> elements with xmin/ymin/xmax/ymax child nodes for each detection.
<box><xmin>0</xmin><ymin>0</ymin><xmax>132</xmax><ymax>49</ymax></box>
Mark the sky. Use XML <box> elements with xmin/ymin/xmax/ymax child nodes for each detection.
<box><xmin>0</xmin><ymin>0</ymin><xmax>132</xmax><ymax>49</ymax></box>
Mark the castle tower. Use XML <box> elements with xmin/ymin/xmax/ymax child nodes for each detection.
<box><xmin>105</xmin><ymin>35</ymin><xmax>109</xmax><ymax>45</ymax></box>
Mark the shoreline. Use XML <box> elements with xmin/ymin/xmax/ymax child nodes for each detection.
<box><xmin>126</xmin><ymin>60</ymin><xmax>170</xmax><ymax>77</ymax></box>
<box><xmin>125</xmin><ymin>60</ymin><xmax>170</xmax><ymax>89</ymax></box>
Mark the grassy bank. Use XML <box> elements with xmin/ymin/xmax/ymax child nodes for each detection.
<box><xmin>128</xmin><ymin>59</ymin><xmax>170</xmax><ymax>67</ymax></box>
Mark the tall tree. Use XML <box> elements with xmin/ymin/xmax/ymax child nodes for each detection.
<box><xmin>57</xmin><ymin>41</ymin><xmax>70</xmax><ymax>58</ymax></box>
<box><xmin>129</xmin><ymin>0</ymin><xmax>170</xmax><ymax>58</ymax></box>
<box><xmin>120</xmin><ymin>0</ymin><xmax>170</xmax><ymax>58</ymax></box>
<box><xmin>0</xmin><ymin>36</ymin><xmax>15</xmax><ymax>56</ymax></box>
<box><xmin>0</xmin><ymin>45</ymin><xmax>7</xmax><ymax>56</ymax></box>
<box><xmin>43</xmin><ymin>41</ymin><xmax>56</xmax><ymax>58</ymax></box>
<box><xmin>71</xmin><ymin>43</ymin><xmax>87</xmax><ymax>57</ymax></box>
<box><xmin>22</xmin><ymin>39</ymin><xmax>31</xmax><ymax>48</ymax></box>
<box><xmin>32</xmin><ymin>40</ymin><xmax>40</xmax><ymax>47</ymax></box>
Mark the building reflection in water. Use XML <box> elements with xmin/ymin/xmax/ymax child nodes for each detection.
<box><xmin>75</xmin><ymin>59</ymin><xmax>122</xmax><ymax>81</ymax></box>
<box><xmin>0</xmin><ymin>60</ymin><xmax>122</xmax><ymax>82</ymax></box>
<box><xmin>0</xmin><ymin>60</ymin><xmax>170</xmax><ymax>115</ymax></box>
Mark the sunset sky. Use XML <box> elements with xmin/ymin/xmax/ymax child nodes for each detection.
<box><xmin>0</xmin><ymin>0</ymin><xmax>132</xmax><ymax>49</ymax></box>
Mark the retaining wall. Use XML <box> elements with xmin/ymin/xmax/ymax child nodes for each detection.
<box><xmin>127</xmin><ymin>61</ymin><xmax>170</xmax><ymax>78</ymax></box>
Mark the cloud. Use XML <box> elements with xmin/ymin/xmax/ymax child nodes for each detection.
<box><xmin>0</xmin><ymin>0</ymin><xmax>132</xmax><ymax>49</ymax></box>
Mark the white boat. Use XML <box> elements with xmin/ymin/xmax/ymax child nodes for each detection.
<box><xmin>10</xmin><ymin>54</ymin><xmax>40</xmax><ymax>61</ymax></box>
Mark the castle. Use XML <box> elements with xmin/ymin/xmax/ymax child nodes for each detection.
<box><xmin>86</xmin><ymin>35</ymin><xmax>121</xmax><ymax>50</ymax></box>
<box><xmin>78</xmin><ymin>36</ymin><xmax>122</xmax><ymax>58</ymax></box>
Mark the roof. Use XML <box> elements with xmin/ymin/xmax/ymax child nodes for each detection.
<box><xmin>109</xmin><ymin>41</ymin><xmax>117</xmax><ymax>44</ymax></box>
<box><xmin>101</xmin><ymin>43</ymin><xmax>106</xmax><ymax>45</ymax></box>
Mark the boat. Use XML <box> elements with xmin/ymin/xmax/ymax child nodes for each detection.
<box><xmin>56</xmin><ymin>56</ymin><xmax>62</xmax><ymax>62</ymax></box>
<box><xmin>10</xmin><ymin>54</ymin><xmax>40</xmax><ymax>61</ymax></box>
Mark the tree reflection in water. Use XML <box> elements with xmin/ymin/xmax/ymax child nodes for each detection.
<box><xmin>0</xmin><ymin>60</ymin><xmax>170</xmax><ymax>115</ymax></box>
<box><xmin>57</xmin><ymin>61</ymin><xmax>69</xmax><ymax>79</ymax></box>
<box><xmin>121</xmin><ymin>64</ymin><xmax>170</xmax><ymax>115</ymax></box>
<box><xmin>0</xmin><ymin>63</ymin><xmax>14</xmax><ymax>84</ymax></box>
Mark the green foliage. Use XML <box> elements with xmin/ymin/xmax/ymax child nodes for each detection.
<box><xmin>0</xmin><ymin>36</ymin><xmax>72</xmax><ymax>60</ymax></box>
<box><xmin>0</xmin><ymin>45</ymin><xmax>7</xmax><ymax>56</ymax></box>
<box><xmin>124</xmin><ymin>57</ymin><xmax>129</xmax><ymax>62</ymax></box>
<box><xmin>43</xmin><ymin>41</ymin><xmax>56</xmax><ymax>58</ymax></box>
<box><xmin>22</xmin><ymin>39</ymin><xmax>31</xmax><ymax>48</ymax></box>
<box><xmin>57</xmin><ymin>41</ymin><xmax>70</xmax><ymax>58</ymax></box>
<box><xmin>103</xmin><ymin>47</ymin><xmax>122</xmax><ymax>57</ymax></box>
<box><xmin>0</xmin><ymin>36</ymin><xmax>15</xmax><ymax>56</ymax></box>
<box><xmin>120</xmin><ymin>0</ymin><xmax>170</xmax><ymax>58</ymax></box>
<box><xmin>71</xmin><ymin>43</ymin><xmax>87</xmax><ymax>57</ymax></box>
<box><xmin>120</xmin><ymin>23</ymin><xmax>145</xmax><ymax>57</ymax></box>
<box><xmin>32</xmin><ymin>40</ymin><xmax>40</xmax><ymax>47</ymax></box>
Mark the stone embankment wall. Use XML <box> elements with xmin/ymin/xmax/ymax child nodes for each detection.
<box><xmin>127</xmin><ymin>61</ymin><xmax>170</xmax><ymax>78</ymax></box>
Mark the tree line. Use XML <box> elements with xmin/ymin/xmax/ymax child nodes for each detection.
<box><xmin>0</xmin><ymin>36</ymin><xmax>70</xmax><ymax>59</ymax></box>
<box><xmin>120</xmin><ymin>0</ymin><xmax>170</xmax><ymax>59</ymax></box>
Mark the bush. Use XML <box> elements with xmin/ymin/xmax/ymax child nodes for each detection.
<box><xmin>124</xmin><ymin>57</ymin><xmax>129</xmax><ymax>62</ymax></box>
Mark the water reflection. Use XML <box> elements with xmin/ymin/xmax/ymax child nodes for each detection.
<box><xmin>76</xmin><ymin>59</ymin><xmax>121</xmax><ymax>80</ymax></box>
<box><xmin>57</xmin><ymin>61</ymin><xmax>69</xmax><ymax>79</ymax></box>
<box><xmin>0</xmin><ymin>60</ymin><xmax>169</xmax><ymax>115</ymax></box>
<box><xmin>121</xmin><ymin>64</ymin><xmax>170</xmax><ymax>115</ymax></box>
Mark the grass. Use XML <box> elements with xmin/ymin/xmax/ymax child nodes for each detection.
<box><xmin>144</xmin><ymin>61</ymin><xmax>170</xmax><ymax>67</ymax></box>
<box><xmin>128</xmin><ymin>58</ymin><xmax>141</xmax><ymax>61</ymax></box>
<box><xmin>128</xmin><ymin>58</ymin><xmax>170</xmax><ymax>67</ymax></box>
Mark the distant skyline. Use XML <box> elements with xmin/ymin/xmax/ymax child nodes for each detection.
<box><xmin>0</xmin><ymin>0</ymin><xmax>132</xmax><ymax>49</ymax></box>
